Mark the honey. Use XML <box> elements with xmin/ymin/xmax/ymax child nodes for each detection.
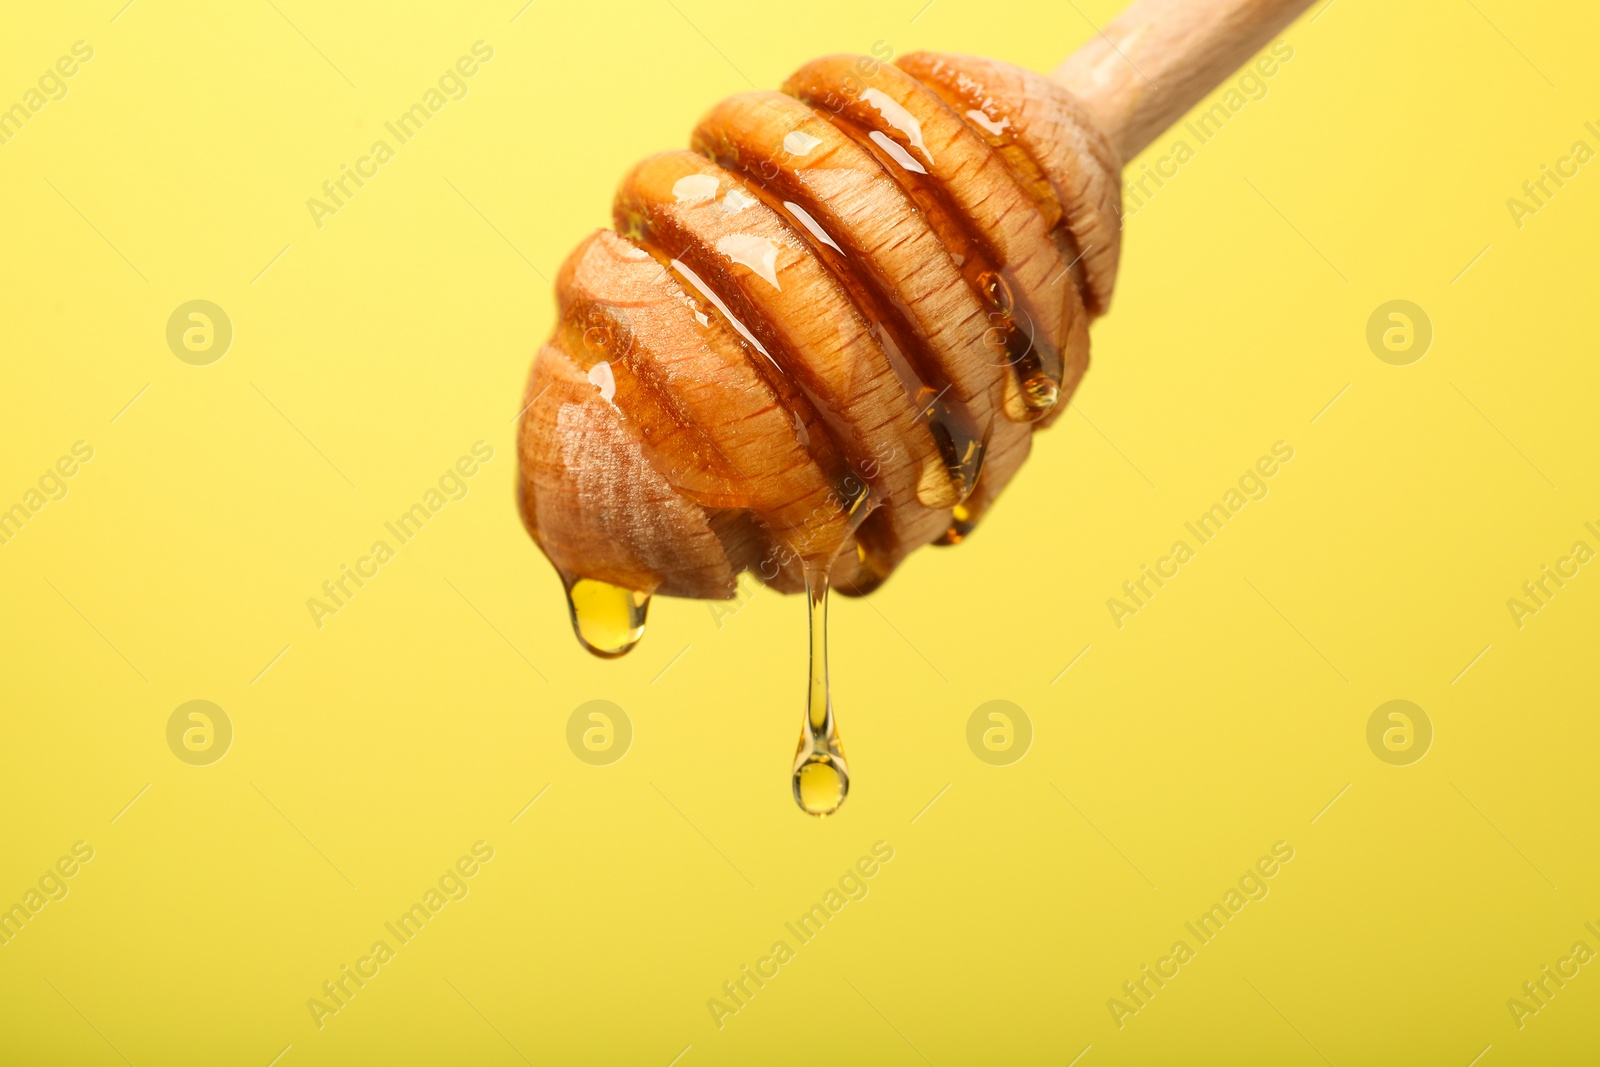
<box><xmin>564</xmin><ymin>577</ymin><xmax>650</xmax><ymax>658</ymax></box>
<box><xmin>790</xmin><ymin>567</ymin><xmax>849</xmax><ymax>815</ymax></box>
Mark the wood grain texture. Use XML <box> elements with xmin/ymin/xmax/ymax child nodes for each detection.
<box><xmin>517</xmin><ymin>0</ymin><xmax>1318</xmax><ymax>601</ymax></box>
<box><xmin>1053</xmin><ymin>0</ymin><xmax>1317</xmax><ymax>160</ymax></box>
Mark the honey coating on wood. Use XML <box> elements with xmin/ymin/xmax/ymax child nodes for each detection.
<box><xmin>519</xmin><ymin>50</ymin><xmax>1117</xmax><ymax>606</ymax></box>
<box><xmin>517</xmin><ymin>50</ymin><xmax>1122</xmax><ymax>812</ymax></box>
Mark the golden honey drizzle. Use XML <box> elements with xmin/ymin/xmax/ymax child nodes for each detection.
<box><xmin>687</xmin><ymin>137</ymin><xmax>990</xmax><ymax>509</ymax></box>
<box><xmin>563</xmin><ymin>577</ymin><xmax>650</xmax><ymax>658</ymax></box>
<box><xmin>791</xmin><ymin>565</ymin><xmax>848</xmax><ymax>815</ymax></box>
<box><xmin>935</xmin><ymin>500</ymin><xmax>979</xmax><ymax>546</ymax></box>
<box><xmin>558</xmin><ymin>56</ymin><xmax>1083</xmax><ymax>814</ymax></box>
<box><xmin>779</xmin><ymin>96</ymin><xmax>1065</xmax><ymax>424</ymax></box>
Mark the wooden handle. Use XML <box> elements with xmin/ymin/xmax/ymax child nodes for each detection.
<box><xmin>519</xmin><ymin>9</ymin><xmax>1331</xmax><ymax>607</ymax></box>
<box><xmin>1053</xmin><ymin>0</ymin><xmax>1317</xmax><ymax>161</ymax></box>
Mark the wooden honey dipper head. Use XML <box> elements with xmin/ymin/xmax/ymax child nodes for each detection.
<box><xmin>516</xmin><ymin>0</ymin><xmax>1314</xmax><ymax>655</ymax></box>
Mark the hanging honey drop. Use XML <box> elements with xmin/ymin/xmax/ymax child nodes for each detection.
<box><xmin>936</xmin><ymin>502</ymin><xmax>976</xmax><ymax>545</ymax></box>
<box><xmin>975</xmin><ymin>269</ymin><xmax>1063</xmax><ymax>421</ymax></box>
<box><xmin>791</xmin><ymin>568</ymin><xmax>849</xmax><ymax>815</ymax></box>
<box><xmin>564</xmin><ymin>577</ymin><xmax>650</xmax><ymax>658</ymax></box>
<box><xmin>1019</xmin><ymin>370</ymin><xmax>1061</xmax><ymax>414</ymax></box>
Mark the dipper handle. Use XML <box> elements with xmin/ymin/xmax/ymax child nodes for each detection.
<box><xmin>1054</xmin><ymin>0</ymin><xmax>1317</xmax><ymax>160</ymax></box>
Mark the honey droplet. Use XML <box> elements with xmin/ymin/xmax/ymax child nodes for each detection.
<box><xmin>791</xmin><ymin>568</ymin><xmax>849</xmax><ymax>815</ymax></box>
<box><xmin>564</xmin><ymin>577</ymin><xmax>650</xmax><ymax>658</ymax></box>
<box><xmin>936</xmin><ymin>502</ymin><xmax>976</xmax><ymax>545</ymax></box>
<box><xmin>794</xmin><ymin>757</ymin><xmax>847</xmax><ymax>815</ymax></box>
<box><xmin>1019</xmin><ymin>370</ymin><xmax>1061</xmax><ymax>414</ymax></box>
<box><xmin>976</xmin><ymin>269</ymin><xmax>1063</xmax><ymax>421</ymax></box>
<box><xmin>842</xmin><ymin>541</ymin><xmax>891</xmax><ymax>597</ymax></box>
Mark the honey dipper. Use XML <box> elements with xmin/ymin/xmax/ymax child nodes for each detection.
<box><xmin>516</xmin><ymin>0</ymin><xmax>1316</xmax><ymax>813</ymax></box>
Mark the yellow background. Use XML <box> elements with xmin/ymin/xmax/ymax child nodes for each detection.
<box><xmin>2</xmin><ymin>0</ymin><xmax>1597</xmax><ymax>1063</ymax></box>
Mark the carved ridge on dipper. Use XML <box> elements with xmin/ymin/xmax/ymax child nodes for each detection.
<box><xmin>517</xmin><ymin>51</ymin><xmax>1122</xmax><ymax>601</ymax></box>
